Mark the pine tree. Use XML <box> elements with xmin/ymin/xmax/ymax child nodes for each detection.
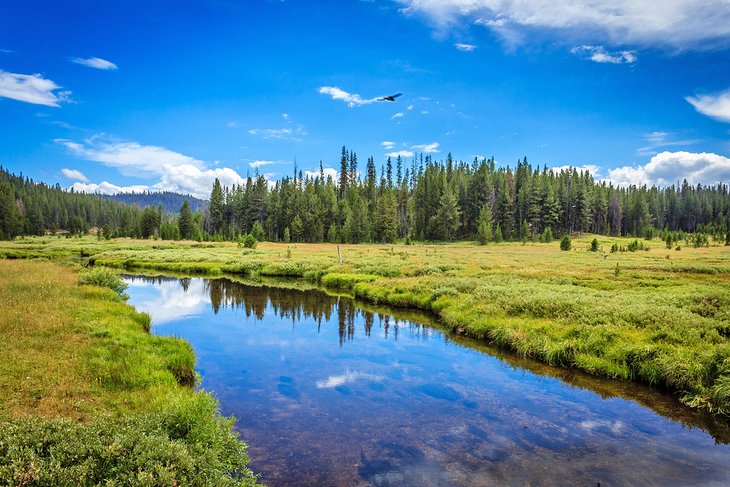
<box><xmin>0</xmin><ymin>182</ymin><xmax>21</xmax><ymax>240</ymax></box>
<box><xmin>494</xmin><ymin>224</ymin><xmax>503</xmax><ymax>243</ymax></box>
<box><xmin>374</xmin><ymin>192</ymin><xmax>398</xmax><ymax>243</ymax></box>
<box><xmin>290</xmin><ymin>215</ymin><xmax>303</xmax><ymax>242</ymax></box>
<box><xmin>178</xmin><ymin>200</ymin><xmax>193</xmax><ymax>239</ymax></box>
<box><xmin>433</xmin><ymin>187</ymin><xmax>461</xmax><ymax>241</ymax></box>
<box><xmin>251</xmin><ymin>220</ymin><xmax>265</xmax><ymax>241</ymax></box>
<box><xmin>476</xmin><ymin>204</ymin><xmax>493</xmax><ymax>245</ymax></box>
<box><xmin>209</xmin><ymin>178</ymin><xmax>225</xmax><ymax>235</ymax></box>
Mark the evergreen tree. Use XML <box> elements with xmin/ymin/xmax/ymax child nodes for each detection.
<box><xmin>0</xmin><ymin>182</ymin><xmax>21</xmax><ymax>240</ymax></box>
<box><xmin>251</xmin><ymin>220</ymin><xmax>265</xmax><ymax>241</ymax></box>
<box><xmin>476</xmin><ymin>204</ymin><xmax>493</xmax><ymax>245</ymax></box>
<box><xmin>290</xmin><ymin>215</ymin><xmax>303</xmax><ymax>242</ymax></box>
<box><xmin>374</xmin><ymin>192</ymin><xmax>398</xmax><ymax>243</ymax></box>
<box><xmin>432</xmin><ymin>187</ymin><xmax>461</xmax><ymax>241</ymax></box>
<box><xmin>209</xmin><ymin>178</ymin><xmax>225</xmax><ymax>235</ymax></box>
<box><xmin>178</xmin><ymin>200</ymin><xmax>194</xmax><ymax>239</ymax></box>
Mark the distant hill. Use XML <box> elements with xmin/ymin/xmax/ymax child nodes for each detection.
<box><xmin>102</xmin><ymin>192</ymin><xmax>207</xmax><ymax>213</ymax></box>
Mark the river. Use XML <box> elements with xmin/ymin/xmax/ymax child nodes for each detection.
<box><xmin>124</xmin><ymin>275</ymin><xmax>730</xmax><ymax>486</ymax></box>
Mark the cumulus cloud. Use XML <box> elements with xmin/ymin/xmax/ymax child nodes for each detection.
<box><xmin>454</xmin><ymin>42</ymin><xmax>477</xmax><ymax>51</ymax></box>
<box><xmin>70</xmin><ymin>181</ymin><xmax>151</xmax><ymax>195</ymax></box>
<box><xmin>412</xmin><ymin>142</ymin><xmax>440</xmax><ymax>153</ymax></box>
<box><xmin>318</xmin><ymin>86</ymin><xmax>378</xmax><ymax>107</ymax></box>
<box><xmin>0</xmin><ymin>71</ymin><xmax>70</xmax><ymax>107</ymax></box>
<box><xmin>304</xmin><ymin>167</ymin><xmax>338</xmax><ymax>180</ymax></box>
<box><xmin>550</xmin><ymin>164</ymin><xmax>602</xmax><ymax>176</ymax></box>
<box><xmin>604</xmin><ymin>151</ymin><xmax>730</xmax><ymax>187</ymax></box>
<box><xmin>61</xmin><ymin>168</ymin><xmax>89</xmax><ymax>182</ymax></box>
<box><xmin>69</xmin><ymin>57</ymin><xmax>118</xmax><ymax>70</ymax></box>
<box><xmin>57</xmin><ymin>135</ymin><xmax>245</xmax><ymax>198</ymax></box>
<box><xmin>386</xmin><ymin>150</ymin><xmax>414</xmax><ymax>158</ymax></box>
<box><xmin>381</xmin><ymin>141</ymin><xmax>396</xmax><ymax>150</ymax></box>
<box><xmin>686</xmin><ymin>88</ymin><xmax>730</xmax><ymax>123</ymax></box>
<box><xmin>396</xmin><ymin>0</ymin><xmax>730</xmax><ymax>50</ymax></box>
<box><xmin>249</xmin><ymin>160</ymin><xmax>276</xmax><ymax>169</ymax></box>
<box><xmin>571</xmin><ymin>45</ymin><xmax>636</xmax><ymax>63</ymax></box>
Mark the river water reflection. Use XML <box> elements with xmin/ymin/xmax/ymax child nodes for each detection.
<box><xmin>124</xmin><ymin>275</ymin><xmax>730</xmax><ymax>486</ymax></box>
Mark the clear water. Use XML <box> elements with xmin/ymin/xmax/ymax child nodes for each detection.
<box><xmin>124</xmin><ymin>275</ymin><xmax>730</xmax><ymax>487</ymax></box>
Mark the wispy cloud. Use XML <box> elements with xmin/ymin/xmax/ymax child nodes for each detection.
<box><xmin>249</xmin><ymin>160</ymin><xmax>276</xmax><ymax>169</ymax></box>
<box><xmin>571</xmin><ymin>45</ymin><xmax>636</xmax><ymax>64</ymax></box>
<box><xmin>397</xmin><ymin>0</ymin><xmax>730</xmax><ymax>50</ymax></box>
<box><xmin>412</xmin><ymin>142</ymin><xmax>440</xmax><ymax>153</ymax></box>
<box><xmin>318</xmin><ymin>86</ymin><xmax>378</xmax><ymax>107</ymax></box>
<box><xmin>386</xmin><ymin>150</ymin><xmax>414</xmax><ymax>158</ymax></box>
<box><xmin>57</xmin><ymin>135</ymin><xmax>245</xmax><ymax>198</ymax></box>
<box><xmin>686</xmin><ymin>87</ymin><xmax>730</xmax><ymax>123</ymax></box>
<box><xmin>636</xmin><ymin>131</ymin><xmax>699</xmax><ymax>156</ymax></box>
<box><xmin>381</xmin><ymin>141</ymin><xmax>396</xmax><ymax>150</ymax></box>
<box><xmin>0</xmin><ymin>48</ymin><xmax>12</xmax><ymax>53</ymax></box>
<box><xmin>61</xmin><ymin>168</ymin><xmax>89</xmax><ymax>182</ymax></box>
<box><xmin>248</xmin><ymin>126</ymin><xmax>306</xmax><ymax>141</ymax></box>
<box><xmin>604</xmin><ymin>151</ymin><xmax>730</xmax><ymax>187</ymax></box>
<box><xmin>454</xmin><ymin>42</ymin><xmax>477</xmax><ymax>52</ymax></box>
<box><xmin>70</xmin><ymin>57</ymin><xmax>118</xmax><ymax>70</ymax></box>
<box><xmin>391</xmin><ymin>112</ymin><xmax>405</xmax><ymax>119</ymax></box>
<box><xmin>0</xmin><ymin>71</ymin><xmax>70</xmax><ymax>107</ymax></box>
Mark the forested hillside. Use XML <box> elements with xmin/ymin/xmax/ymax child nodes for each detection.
<box><xmin>2</xmin><ymin>147</ymin><xmax>730</xmax><ymax>244</ymax></box>
<box><xmin>103</xmin><ymin>191</ymin><xmax>206</xmax><ymax>213</ymax></box>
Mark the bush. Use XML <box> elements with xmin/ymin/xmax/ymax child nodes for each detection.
<box><xmin>590</xmin><ymin>238</ymin><xmax>599</xmax><ymax>252</ymax></box>
<box><xmin>78</xmin><ymin>267</ymin><xmax>128</xmax><ymax>295</ymax></box>
<box><xmin>560</xmin><ymin>235</ymin><xmax>571</xmax><ymax>251</ymax></box>
<box><xmin>242</xmin><ymin>234</ymin><xmax>257</xmax><ymax>249</ymax></box>
<box><xmin>0</xmin><ymin>393</ymin><xmax>258</xmax><ymax>486</ymax></box>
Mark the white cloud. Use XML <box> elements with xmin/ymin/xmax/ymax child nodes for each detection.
<box><xmin>454</xmin><ymin>42</ymin><xmax>477</xmax><ymax>51</ymax></box>
<box><xmin>318</xmin><ymin>86</ymin><xmax>378</xmax><ymax>107</ymax></box>
<box><xmin>381</xmin><ymin>141</ymin><xmax>396</xmax><ymax>150</ymax></box>
<box><xmin>0</xmin><ymin>71</ymin><xmax>70</xmax><ymax>107</ymax></box>
<box><xmin>248</xmin><ymin>126</ymin><xmax>306</xmax><ymax>141</ymax></box>
<box><xmin>57</xmin><ymin>135</ymin><xmax>245</xmax><ymax>198</ymax></box>
<box><xmin>61</xmin><ymin>168</ymin><xmax>89</xmax><ymax>182</ymax></box>
<box><xmin>69</xmin><ymin>57</ymin><xmax>118</xmax><ymax>70</ymax></box>
<box><xmin>636</xmin><ymin>131</ymin><xmax>699</xmax><ymax>156</ymax></box>
<box><xmin>396</xmin><ymin>0</ymin><xmax>730</xmax><ymax>50</ymax></box>
<box><xmin>71</xmin><ymin>181</ymin><xmax>150</xmax><ymax>195</ymax></box>
<box><xmin>305</xmin><ymin>167</ymin><xmax>338</xmax><ymax>180</ymax></box>
<box><xmin>391</xmin><ymin>112</ymin><xmax>405</xmax><ymax>119</ymax></box>
<box><xmin>226</xmin><ymin>121</ymin><xmax>239</xmax><ymax>128</ymax></box>
<box><xmin>686</xmin><ymin>88</ymin><xmax>730</xmax><ymax>123</ymax></box>
<box><xmin>386</xmin><ymin>150</ymin><xmax>414</xmax><ymax>158</ymax></box>
<box><xmin>315</xmin><ymin>370</ymin><xmax>382</xmax><ymax>389</ymax></box>
<box><xmin>604</xmin><ymin>151</ymin><xmax>730</xmax><ymax>187</ymax></box>
<box><xmin>412</xmin><ymin>142</ymin><xmax>440</xmax><ymax>153</ymax></box>
<box><xmin>282</xmin><ymin>113</ymin><xmax>289</xmax><ymax>121</ymax></box>
<box><xmin>571</xmin><ymin>45</ymin><xmax>636</xmax><ymax>63</ymax></box>
<box><xmin>407</xmin><ymin>104</ymin><xmax>414</xmax><ymax>110</ymax></box>
<box><xmin>249</xmin><ymin>160</ymin><xmax>275</xmax><ymax>169</ymax></box>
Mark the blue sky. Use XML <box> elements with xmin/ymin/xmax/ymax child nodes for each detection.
<box><xmin>1</xmin><ymin>0</ymin><xmax>730</xmax><ymax>198</ymax></box>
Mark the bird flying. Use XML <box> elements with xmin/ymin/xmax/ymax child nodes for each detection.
<box><xmin>378</xmin><ymin>93</ymin><xmax>402</xmax><ymax>102</ymax></box>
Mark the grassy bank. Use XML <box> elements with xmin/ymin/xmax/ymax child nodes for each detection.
<box><xmin>2</xmin><ymin>235</ymin><xmax>730</xmax><ymax>417</ymax></box>
<box><xmin>0</xmin><ymin>259</ymin><xmax>257</xmax><ymax>485</ymax></box>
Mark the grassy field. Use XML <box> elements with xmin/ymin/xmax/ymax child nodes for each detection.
<box><xmin>2</xmin><ymin>234</ymin><xmax>730</xmax><ymax>419</ymax></box>
<box><xmin>0</xmin><ymin>259</ymin><xmax>257</xmax><ymax>485</ymax></box>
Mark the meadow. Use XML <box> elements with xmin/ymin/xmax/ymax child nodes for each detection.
<box><xmin>1</xmin><ymin>233</ymin><xmax>729</xmax><ymax>419</ymax></box>
<box><xmin>0</xmin><ymin>259</ymin><xmax>258</xmax><ymax>485</ymax></box>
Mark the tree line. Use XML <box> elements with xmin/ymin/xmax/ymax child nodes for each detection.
<box><xmin>2</xmin><ymin>149</ymin><xmax>730</xmax><ymax>244</ymax></box>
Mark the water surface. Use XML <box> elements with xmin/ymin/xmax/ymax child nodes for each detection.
<box><xmin>124</xmin><ymin>275</ymin><xmax>730</xmax><ymax>486</ymax></box>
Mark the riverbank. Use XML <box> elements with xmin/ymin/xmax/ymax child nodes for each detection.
<box><xmin>2</xmin><ymin>235</ymin><xmax>729</xmax><ymax>417</ymax></box>
<box><xmin>0</xmin><ymin>259</ymin><xmax>258</xmax><ymax>485</ymax></box>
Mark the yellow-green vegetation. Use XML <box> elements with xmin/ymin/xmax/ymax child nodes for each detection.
<box><xmin>0</xmin><ymin>259</ymin><xmax>257</xmax><ymax>485</ymax></box>
<box><xmin>2</xmin><ymin>234</ymin><xmax>730</xmax><ymax>418</ymax></box>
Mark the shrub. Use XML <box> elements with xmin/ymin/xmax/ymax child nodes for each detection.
<box><xmin>0</xmin><ymin>393</ymin><xmax>258</xmax><ymax>486</ymax></box>
<box><xmin>242</xmin><ymin>234</ymin><xmax>258</xmax><ymax>249</ymax></box>
<box><xmin>590</xmin><ymin>238</ymin><xmax>599</xmax><ymax>252</ymax></box>
<box><xmin>560</xmin><ymin>235</ymin><xmax>571</xmax><ymax>251</ymax></box>
<box><xmin>78</xmin><ymin>267</ymin><xmax>128</xmax><ymax>295</ymax></box>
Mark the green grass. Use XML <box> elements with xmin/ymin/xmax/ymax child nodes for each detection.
<box><xmin>0</xmin><ymin>259</ymin><xmax>257</xmax><ymax>485</ymax></box>
<box><xmin>2</xmin><ymin>234</ymin><xmax>730</xmax><ymax>417</ymax></box>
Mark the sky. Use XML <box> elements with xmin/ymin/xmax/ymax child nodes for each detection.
<box><xmin>1</xmin><ymin>0</ymin><xmax>730</xmax><ymax>199</ymax></box>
